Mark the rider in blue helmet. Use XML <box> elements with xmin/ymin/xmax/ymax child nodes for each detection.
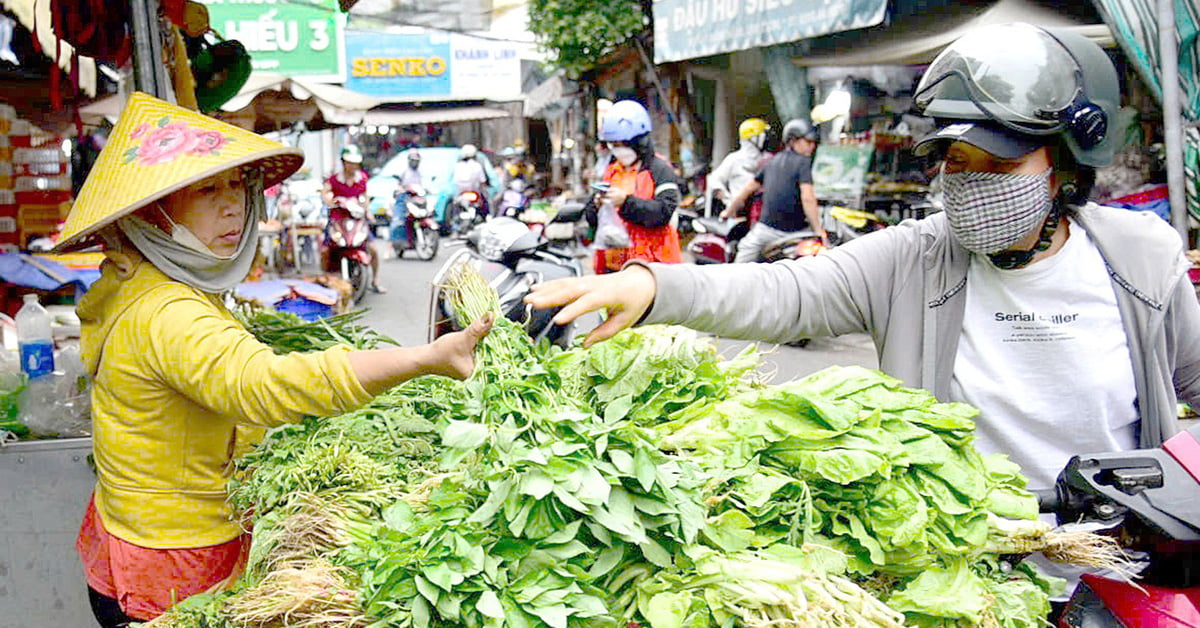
<box><xmin>587</xmin><ymin>100</ymin><xmax>685</xmax><ymax>274</ymax></box>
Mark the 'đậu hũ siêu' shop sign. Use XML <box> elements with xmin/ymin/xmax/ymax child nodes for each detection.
<box><xmin>342</xmin><ymin>30</ymin><xmax>522</xmax><ymax>100</ymax></box>
<box><xmin>652</xmin><ymin>0</ymin><xmax>888</xmax><ymax>63</ymax></box>
<box><xmin>198</xmin><ymin>0</ymin><xmax>347</xmax><ymax>82</ymax></box>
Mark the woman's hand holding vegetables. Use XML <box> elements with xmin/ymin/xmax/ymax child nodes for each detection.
<box><xmin>350</xmin><ymin>313</ymin><xmax>493</xmax><ymax>394</ymax></box>
<box><xmin>425</xmin><ymin>313</ymin><xmax>494</xmax><ymax>379</ymax></box>
<box><xmin>524</xmin><ymin>266</ymin><xmax>656</xmax><ymax>348</ymax></box>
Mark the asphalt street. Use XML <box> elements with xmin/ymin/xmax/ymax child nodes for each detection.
<box><xmin>355</xmin><ymin>239</ymin><xmax>879</xmax><ymax>383</ymax></box>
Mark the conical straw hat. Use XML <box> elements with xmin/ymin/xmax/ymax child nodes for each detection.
<box><xmin>54</xmin><ymin>92</ymin><xmax>304</xmax><ymax>251</ymax></box>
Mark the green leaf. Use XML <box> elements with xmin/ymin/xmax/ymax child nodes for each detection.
<box><xmin>586</xmin><ymin>545</ymin><xmax>624</xmax><ymax>579</ymax></box>
<box><xmin>609</xmin><ymin>449</ymin><xmax>635</xmax><ymax>476</ymax></box>
<box><xmin>528</xmin><ymin>603</ymin><xmax>571</xmax><ymax>628</ymax></box>
<box><xmin>382</xmin><ymin>501</ymin><xmax>415</xmax><ymax>532</ymax></box>
<box><xmin>412</xmin><ymin>593</ymin><xmax>432</xmax><ymax>628</ymax></box>
<box><xmin>541</xmin><ymin>519</ymin><xmax>583</xmax><ymax>545</ymax></box>
<box><xmin>520</xmin><ymin>470</ymin><xmax>555</xmax><ymax>499</ymax></box>
<box><xmin>423</xmin><ymin>562</ymin><xmax>458</xmax><ymax>592</ymax></box>
<box><xmin>443</xmin><ymin>419</ymin><xmax>489</xmax><ymax>449</ymax></box>
<box><xmin>638</xmin><ymin>537</ymin><xmax>673</xmax><ymax>567</ymax></box>
<box><xmin>604</xmin><ymin>394</ymin><xmax>634</xmax><ymax>424</ymax></box>
<box><xmin>643</xmin><ymin>591</ymin><xmax>692</xmax><ymax>628</ymax></box>
<box><xmin>477</xmin><ymin>590</ymin><xmax>505</xmax><ymax>619</ymax></box>
<box><xmin>701</xmin><ymin>510</ymin><xmax>755</xmax><ymax>552</ymax></box>
<box><xmin>634</xmin><ymin>447</ymin><xmax>656</xmax><ymax>492</ymax></box>
<box><xmin>468</xmin><ymin>478</ymin><xmax>514</xmax><ymax>525</ymax></box>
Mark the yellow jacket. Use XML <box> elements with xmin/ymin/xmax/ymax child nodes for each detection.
<box><xmin>78</xmin><ymin>258</ymin><xmax>373</xmax><ymax>548</ymax></box>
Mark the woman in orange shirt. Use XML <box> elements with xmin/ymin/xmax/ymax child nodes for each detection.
<box><xmin>587</xmin><ymin>100</ymin><xmax>684</xmax><ymax>274</ymax></box>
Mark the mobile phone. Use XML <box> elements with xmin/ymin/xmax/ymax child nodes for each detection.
<box><xmin>591</xmin><ymin>182</ymin><xmax>610</xmax><ymax>192</ymax></box>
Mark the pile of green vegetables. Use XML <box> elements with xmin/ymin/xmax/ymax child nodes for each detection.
<box><xmin>149</xmin><ymin>269</ymin><xmax>1106</xmax><ymax>628</ymax></box>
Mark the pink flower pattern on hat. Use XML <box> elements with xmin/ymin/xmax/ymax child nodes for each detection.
<box><xmin>121</xmin><ymin>116</ymin><xmax>234</xmax><ymax>166</ymax></box>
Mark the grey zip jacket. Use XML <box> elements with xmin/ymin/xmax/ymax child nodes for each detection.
<box><xmin>642</xmin><ymin>203</ymin><xmax>1200</xmax><ymax>447</ymax></box>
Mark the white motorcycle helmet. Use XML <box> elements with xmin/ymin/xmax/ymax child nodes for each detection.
<box><xmin>461</xmin><ymin>144</ymin><xmax>478</xmax><ymax>159</ymax></box>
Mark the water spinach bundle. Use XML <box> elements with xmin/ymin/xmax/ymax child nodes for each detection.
<box><xmin>147</xmin><ymin>266</ymin><xmax>1123</xmax><ymax>628</ymax></box>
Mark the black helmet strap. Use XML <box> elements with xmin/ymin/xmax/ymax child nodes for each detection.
<box><xmin>986</xmin><ymin>194</ymin><xmax>1065</xmax><ymax>270</ymax></box>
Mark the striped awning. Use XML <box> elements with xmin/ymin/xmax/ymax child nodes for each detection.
<box><xmin>1091</xmin><ymin>0</ymin><xmax>1200</xmax><ymax>222</ymax></box>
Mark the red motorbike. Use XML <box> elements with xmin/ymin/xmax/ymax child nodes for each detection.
<box><xmin>324</xmin><ymin>197</ymin><xmax>374</xmax><ymax>304</ymax></box>
<box><xmin>1039</xmin><ymin>424</ymin><xmax>1200</xmax><ymax>626</ymax></box>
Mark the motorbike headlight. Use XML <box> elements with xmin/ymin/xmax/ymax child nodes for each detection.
<box><xmin>331</xmin><ymin>228</ymin><xmax>347</xmax><ymax>246</ymax></box>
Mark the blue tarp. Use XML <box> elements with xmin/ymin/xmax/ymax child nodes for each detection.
<box><xmin>0</xmin><ymin>254</ymin><xmax>99</xmax><ymax>292</ymax></box>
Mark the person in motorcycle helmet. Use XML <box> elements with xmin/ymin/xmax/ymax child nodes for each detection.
<box><xmin>720</xmin><ymin>117</ymin><xmax>826</xmax><ymax>262</ymax></box>
<box><xmin>586</xmin><ymin>99</ymin><xmax>685</xmax><ymax>274</ymax></box>
<box><xmin>529</xmin><ymin>24</ymin><xmax>1200</xmax><ymax>543</ymax></box>
<box><xmin>707</xmin><ymin>118</ymin><xmax>774</xmax><ymax>221</ymax></box>
<box><xmin>398</xmin><ymin>148</ymin><xmax>423</xmax><ymax>190</ymax></box>
<box><xmin>323</xmin><ymin>144</ymin><xmax>386</xmax><ymax>293</ymax></box>
<box><xmin>453</xmin><ymin>143</ymin><xmax>491</xmax><ymax>215</ymax></box>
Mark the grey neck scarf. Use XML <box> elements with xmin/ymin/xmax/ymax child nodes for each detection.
<box><xmin>117</xmin><ymin>171</ymin><xmax>264</xmax><ymax>293</ymax></box>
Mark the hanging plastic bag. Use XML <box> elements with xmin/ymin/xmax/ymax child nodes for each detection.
<box><xmin>594</xmin><ymin>198</ymin><xmax>631</xmax><ymax>250</ymax></box>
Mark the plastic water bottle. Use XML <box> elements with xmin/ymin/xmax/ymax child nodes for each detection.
<box><xmin>16</xmin><ymin>294</ymin><xmax>54</xmax><ymax>379</ymax></box>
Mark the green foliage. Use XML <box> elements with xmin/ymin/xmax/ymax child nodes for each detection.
<box><xmin>526</xmin><ymin>0</ymin><xmax>648</xmax><ymax>75</ymax></box>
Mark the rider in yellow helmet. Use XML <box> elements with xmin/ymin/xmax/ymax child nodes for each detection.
<box><xmin>707</xmin><ymin>118</ymin><xmax>772</xmax><ymax>220</ymax></box>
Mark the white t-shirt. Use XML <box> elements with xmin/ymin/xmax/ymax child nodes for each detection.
<box><xmin>950</xmin><ymin>218</ymin><xmax>1139</xmax><ymax>492</ymax></box>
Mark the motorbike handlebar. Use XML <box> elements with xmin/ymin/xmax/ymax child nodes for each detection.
<box><xmin>1033</xmin><ymin>488</ymin><xmax>1059</xmax><ymax>513</ymax></box>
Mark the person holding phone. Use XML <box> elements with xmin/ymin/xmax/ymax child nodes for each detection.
<box><xmin>585</xmin><ymin>100</ymin><xmax>684</xmax><ymax>274</ymax></box>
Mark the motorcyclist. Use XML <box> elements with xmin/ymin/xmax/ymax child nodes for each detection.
<box><xmin>452</xmin><ymin>143</ymin><xmax>491</xmax><ymax>219</ymax></box>
<box><xmin>586</xmin><ymin>99</ymin><xmax>684</xmax><ymax>274</ymax></box>
<box><xmin>721</xmin><ymin>118</ymin><xmax>827</xmax><ymax>262</ymax></box>
<box><xmin>528</xmin><ymin>21</ymin><xmax>1200</xmax><ymax>560</ymax></box>
<box><xmin>322</xmin><ymin>145</ymin><xmax>385</xmax><ymax>293</ymax></box>
<box><xmin>707</xmin><ymin>118</ymin><xmax>772</xmax><ymax>221</ymax></box>
<box><xmin>397</xmin><ymin>148</ymin><xmax>423</xmax><ymax>191</ymax></box>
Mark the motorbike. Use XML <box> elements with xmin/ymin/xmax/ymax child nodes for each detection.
<box><xmin>1037</xmin><ymin>424</ymin><xmax>1200</xmax><ymax>626</ymax></box>
<box><xmin>759</xmin><ymin>206</ymin><xmax>890</xmax><ymax>262</ymax></box>
<box><xmin>428</xmin><ymin>216</ymin><xmax>584</xmax><ymax>347</ymax></box>
<box><xmin>390</xmin><ymin>184</ymin><xmax>440</xmax><ymax>261</ymax></box>
<box><xmin>282</xmin><ymin>185</ymin><xmax>326</xmax><ymax>274</ymax></box>
<box><xmin>448</xmin><ymin>189</ymin><xmax>487</xmax><ymax>237</ymax></box>
<box><xmin>687</xmin><ymin>215</ymin><xmax>751</xmax><ymax>264</ymax></box>
<box><xmin>324</xmin><ymin>197</ymin><xmax>375</xmax><ymax>304</ymax></box>
<box><xmin>542</xmin><ymin>200</ymin><xmax>589</xmax><ymax>256</ymax></box>
<box><xmin>496</xmin><ymin>179</ymin><xmax>531</xmax><ymax>219</ymax></box>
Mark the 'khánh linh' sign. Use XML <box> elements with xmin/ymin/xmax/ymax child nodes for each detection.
<box><xmin>200</xmin><ymin>0</ymin><xmax>347</xmax><ymax>82</ymax></box>
<box><xmin>652</xmin><ymin>0</ymin><xmax>887</xmax><ymax>63</ymax></box>
<box><xmin>344</xmin><ymin>30</ymin><xmax>522</xmax><ymax>101</ymax></box>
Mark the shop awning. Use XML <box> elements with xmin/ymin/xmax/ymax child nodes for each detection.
<box><xmin>525</xmin><ymin>74</ymin><xmax>570</xmax><ymax>119</ymax></box>
<box><xmin>361</xmin><ymin>106</ymin><xmax>511</xmax><ymax>126</ymax></box>
<box><xmin>792</xmin><ymin>0</ymin><xmax>1114</xmax><ymax>67</ymax></box>
<box><xmin>82</xmin><ymin>73</ymin><xmax>383</xmax><ymax>129</ymax></box>
<box><xmin>221</xmin><ymin>73</ymin><xmax>383</xmax><ymax>126</ymax></box>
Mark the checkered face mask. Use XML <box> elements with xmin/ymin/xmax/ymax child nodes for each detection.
<box><xmin>941</xmin><ymin>169</ymin><xmax>1053</xmax><ymax>255</ymax></box>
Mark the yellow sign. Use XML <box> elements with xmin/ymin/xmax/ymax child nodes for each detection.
<box><xmin>350</xmin><ymin>57</ymin><xmax>447</xmax><ymax>78</ymax></box>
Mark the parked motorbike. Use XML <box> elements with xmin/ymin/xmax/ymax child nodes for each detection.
<box><xmin>282</xmin><ymin>186</ymin><xmax>326</xmax><ymax>274</ymax></box>
<box><xmin>542</xmin><ymin>200</ymin><xmax>588</xmax><ymax>256</ymax></box>
<box><xmin>448</xmin><ymin>189</ymin><xmax>486</xmax><ymax>237</ymax></box>
<box><xmin>1037</xmin><ymin>424</ymin><xmax>1200</xmax><ymax>626</ymax></box>
<box><xmin>428</xmin><ymin>216</ymin><xmax>583</xmax><ymax>347</ymax></box>
<box><xmin>390</xmin><ymin>184</ymin><xmax>440</xmax><ymax>261</ymax></box>
<box><xmin>324</xmin><ymin>197</ymin><xmax>374</xmax><ymax>303</ymax></box>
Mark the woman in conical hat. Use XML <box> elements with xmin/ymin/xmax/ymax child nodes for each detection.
<box><xmin>61</xmin><ymin>93</ymin><xmax>492</xmax><ymax>626</ymax></box>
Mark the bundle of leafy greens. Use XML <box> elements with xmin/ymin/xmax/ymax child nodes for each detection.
<box><xmin>148</xmin><ymin>264</ymin><xmax>1114</xmax><ymax>628</ymax></box>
